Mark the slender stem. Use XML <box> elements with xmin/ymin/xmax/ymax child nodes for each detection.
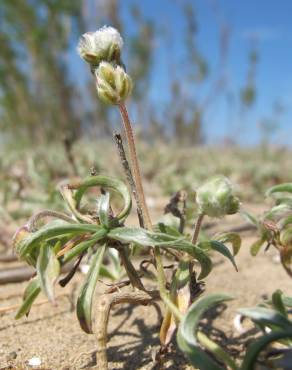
<box><xmin>190</xmin><ymin>213</ymin><xmax>205</xmax><ymax>280</ymax></box>
<box><xmin>191</xmin><ymin>213</ymin><xmax>205</xmax><ymax>244</ymax></box>
<box><xmin>118</xmin><ymin>103</ymin><xmax>167</xmax><ymax>297</ymax></box>
<box><xmin>113</xmin><ymin>133</ymin><xmax>144</xmax><ymax>227</ymax></box>
<box><xmin>118</xmin><ymin>103</ymin><xmax>152</xmax><ymax>230</ymax></box>
<box><xmin>118</xmin><ymin>248</ymin><xmax>145</xmax><ymax>291</ymax></box>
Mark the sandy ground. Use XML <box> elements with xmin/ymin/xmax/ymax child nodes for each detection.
<box><xmin>0</xmin><ymin>202</ymin><xmax>291</xmax><ymax>370</ymax></box>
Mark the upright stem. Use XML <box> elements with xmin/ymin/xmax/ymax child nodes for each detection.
<box><xmin>118</xmin><ymin>103</ymin><xmax>167</xmax><ymax>296</ymax></box>
<box><xmin>113</xmin><ymin>133</ymin><xmax>144</xmax><ymax>227</ymax></box>
<box><xmin>118</xmin><ymin>103</ymin><xmax>152</xmax><ymax>230</ymax></box>
<box><xmin>191</xmin><ymin>213</ymin><xmax>204</xmax><ymax>244</ymax></box>
<box><xmin>190</xmin><ymin>213</ymin><xmax>205</xmax><ymax>280</ymax></box>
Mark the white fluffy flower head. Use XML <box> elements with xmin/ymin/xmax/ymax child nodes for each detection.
<box><xmin>77</xmin><ymin>26</ymin><xmax>123</xmax><ymax>65</ymax></box>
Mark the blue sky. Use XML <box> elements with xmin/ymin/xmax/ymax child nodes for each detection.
<box><xmin>119</xmin><ymin>0</ymin><xmax>292</xmax><ymax>145</ymax></box>
<box><xmin>73</xmin><ymin>0</ymin><xmax>292</xmax><ymax>145</ymax></box>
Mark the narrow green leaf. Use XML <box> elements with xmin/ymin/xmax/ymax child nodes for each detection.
<box><xmin>77</xmin><ymin>244</ymin><xmax>106</xmax><ymax>333</ymax></box>
<box><xmin>184</xmin><ymin>244</ymin><xmax>212</xmax><ymax>280</ymax></box>
<box><xmin>107</xmin><ymin>248</ymin><xmax>121</xmax><ymax>272</ymax></box>
<box><xmin>108</xmin><ymin>226</ymin><xmax>185</xmax><ymax>247</ymax></box>
<box><xmin>198</xmin><ymin>240</ymin><xmax>238</xmax><ymax>271</ymax></box>
<box><xmin>157</xmin><ymin>213</ymin><xmax>181</xmax><ymax>233</ymax></box>
<box><xmin>62</xmin><ymin>227</ymin><xmax>108</xmax><ymax>264</ymax></box>
<box><xmin>250</xmin><ymin>238</ymin><xmax>265</xmax><ymax>256</ymax></box>
<box><xmin>282</xmin><ymin>295</ymin><xmax>292</xmax><ymax>307</ymax></box>
<box><xmin>73</xmin><ymin>175</ymin><xmax>131</xmax><ymax>221</ymax></box>
<box><xmin>272</xmin><ymin>290</ymin><xmax>287</xmax><ymax>317</ymax></box>
<box><xmin>104</xmin><ymin>248</ymin><xmax>123</xmax><ymax>280</ymax></box>
<box><xmin>279</xmin><ymin>215</ymin><xmax>292</xmax><ymax>229</ymax></box>
<box><xmin>157</xmin><ymin>221</ymin><xmax>181</xmax><ymax>237</ymax></box>
<box><xmin>265</xmin><ymin>203</ymin><xmax>292</xmax><ymax>220</ymax></box>
<box><xmin>36</xmin><ymin>244</ymin><xmax>60</xmax><ymax>302</ymax></box>
<box><xmin>241</xmin><ymin>330</ymin><xmax>292</xmax><ymax>370</ymax></box>
<box><xmin>97</xmin><ymin>192</ymin><xmax>110</xmax><ymax>228</ymax></box>
<box><xmin>108</xmin><ymin>227</ymin><xmax>212</xmax><ymax>279</ymax></box>
<box><xmin>197</xmin><ymin>332</ymin><xmax>238</xmax><ymax>370</ymax></box>
<box><xmin>266</xmin><ymin>183</ymin><xmax>292</xmax><ymax>197</ymax></box>
<box><xmin>280</xmin><ymin>227</ymin><xmax>292</xmax><ymax>246</ymax></box>
<box><xmin>99</xmin><ymin>265</ymin><xmax>118</xmax><ymax>280</ymax></box>
<box><xmin>238</xmin><ymin>307</ymin><xmax>292</xmax><ymax>330</ymax></box>
<box><xmin>17</xmin><ymin>221</ymin><xmax>101</xmax><ymax>257</ymax></box>
<box><xmin>177</xmin><ymin>294</ymin><xmax>233</xmax><ymax>370</ymax></box>
<box><xmin>15</xmin><ymin>278</ymin><xmax>41</xmax><ymax>319</ymax></box>
<box><xmin>215</xmin><ymin>233</ymin><xmax>241</xmax><ymax>256</ymax></box>
<box><xmin>275</xmin><ymin>197</ymin><xmax>292</xmax><ymax>206</ymax></box>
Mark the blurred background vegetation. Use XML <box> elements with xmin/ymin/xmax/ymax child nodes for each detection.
<box><xmin>0</xmin><ymin>0</ymin><xmax>291</xmax><ymax>224</ymax></box>
<box><xmin>0</xmin><ymin>0</ymin><xmax>264</xmax><ymax>145</ymax></box>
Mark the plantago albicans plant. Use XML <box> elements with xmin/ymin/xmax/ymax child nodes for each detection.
<box><xmin>13</xmin><ymin>26</ymin><xmax>244</xmax><ymax>369</ymax></box>
<box><xmin>177</xmin><ymin>290</ymin><xmax>292</xmax><ymax>370</ymax></box>
<box><xmin>243</xmin><ymin>183</ymin><xmax>292</xmax><ymax>277</ymax></box>
<box><xmin>179</xmin><ymin>183</ymin><xmax>292</xmax><ymax>370</ymax></box>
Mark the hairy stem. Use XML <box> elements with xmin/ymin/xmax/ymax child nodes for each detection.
<box><xmin>118</xmin><ymin>103</ymin><xmax>167</xmax><ymax>297</ymax></box>
<box><xmin>191</xmin><ymin>213</ymin><xmax>205</xmax><ymax>244</ymax></box>
<box><xmin>190</xmin><ymin>213</ymin><xmax>205</xmax><ymax>291</ymax></box>
<box><xmin>118</xmin><ymin>103</ymin><xmax>152</xmax><ymax>229</ymax></box>
<box><xmin>113</xmin><ymin>133</ymin><xmax>144</xmax><ymax>227</ymax></box>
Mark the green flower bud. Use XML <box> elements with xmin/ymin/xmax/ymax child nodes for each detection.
<box><xmin>196</xmin><ymin>175</ymin><xmax>240</xmax><ymax>218</ymax></box>
<box><xmin>95</xmin><ymin>62</ymin><xmax>133</xmax><ymax>105</ymax></box>
<box><xmin>77</xmin><ymin>26</ymin><xmax>123</xmax><ymax>67</ymax></box>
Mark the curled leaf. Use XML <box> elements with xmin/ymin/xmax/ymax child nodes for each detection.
<box><xmin>198</xmin><ymin>240</ymin><xmax>238</xmax><ymax>271</ymax></box>
<box><xmin>177</xmin><ymin>294</ymin><xmax>233</xmax><ymax>370</ymax></box>
<box><xmin>266</xmin><ymin>183</ymin><xmax>292</xmax><ymax>197</ymax></box>
<box><xmin>97</xmin><ymin>192</ymin><xmax>111</xmax><ymax>228</ymax></box>
<box><xmin>241</xmin><ymin>330</ymin><xmax>292</xmax><ymax>370</ymax></box>
<box><xmin>238</xmin><ymin>307</ymin><xmax>292</xmax><ymax>331</ymax></box>
<box><xmin>215</xmin><ymin>233</ymin><xmax>241</xmax><ymax>256</ymax></box>
<box><xmin>265</xmin><ymin>204</ymin><xmax>292</xmax><ymax>220</ymax></box>
<box><xmin>279</xmin><ymin>215</ymin><xmax>292</xmax><ymax>229</ymax></box>
<box><xmin>73</xmin><ymin>175</ymin><xmax>132</xmax><ymax>222</ymax></box>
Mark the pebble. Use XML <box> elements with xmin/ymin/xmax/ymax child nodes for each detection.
<box><xmin>6</xmin><ymin>351</ymin><xmax>17</xmax><ymax>361</ymax></box>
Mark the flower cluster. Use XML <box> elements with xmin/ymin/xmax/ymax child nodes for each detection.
<box><xmin>77</xmin><ymin>26</ymin><xmax>132</xmax><ymax>104</ymax></box>
<box><xmin>77</xmin><ymin>26</ymin><xmax>123</xmax><ymax>66</ymax></box>
<box><xmin>196</xmin><ymin>175</ymin><xmax>240</xmax><ymax>218</ymax></box>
